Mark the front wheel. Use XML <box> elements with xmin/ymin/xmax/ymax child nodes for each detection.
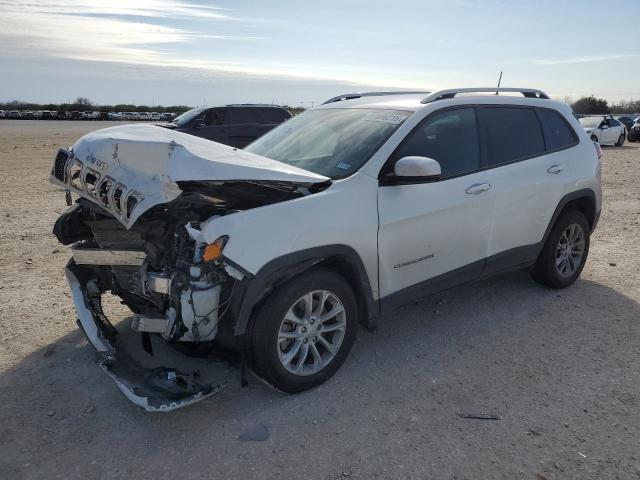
<box><xmin>615</xmin><ymin>133</ymin><xmax>625</xmax><ymax>146</ymax></box>
<box><xmin>248</xmin><ymin>267</ymin><xmax>358</xmax><ymax>393</ymax></box>
<box><xmin>531</xmin><ymin>210</ymin><xmax>590</xmax><ymax>289</ymax></box>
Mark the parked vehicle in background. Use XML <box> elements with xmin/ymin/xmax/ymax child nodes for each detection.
<box><xmin>579</xmin><ymin>115</ymin><xmax>626</xmax><ymax>146</ymax></box>
<box><xmin>108</xmin><ymin>112</ymin><xmax>123</xmax><ymax>120</ymax></box>
<box><xmin>161</xmin><ymin>104</ymin><xmax>292</xmax><ymax>148</ymax></box>
<box><xmin>0</xmin><ymin>110</ymin><xmax>6</xmax><ymax>118</ymax></box>
<box><xmin>149</xmin><ymin>112</ymin><xmax>161</xmax><ymax>121</ymax></box>
<box><xmin>49</xmin><ymin>87</ymin><xmax>601</xmax><ymax>410</ymax></box>
<box><xmin>56</xmin><ymin>111</ymin><xmax>68</xmax><ymax>120</ymax></box>
<box><xmin>41</xmin><ymin>110</ymin><xmax>55</xmax><ymax>120</ymax></box>
<box><xmin>160</xmin><ymin>112</ymin><xmax>175</xmax><ymax>121</ymax></box>
<box><xmin>616</xmin><ymin>115</ymin><xmax>635</xmax><ymax>131</ymax></box>
<box><xmin>138</xmin><ymin>112</ymin><xmax>151</xmax><ymax>121</ymax></box>
<box><xmin>69</xmin><ymin>111</ymin><xmax>83</xmax><ymax>120</ymax></box>
<box><xmin>627</xmin><ymin>117</ymin><xmax>640</xmax><ymax>142</ymax></box>
<box><xmin>22</xmin><ymin>111</ymin><xmax>36</xmax><ymax>119</ymax></box>
<box><xmin>8</xmin><ymin>110</ymin><xmax>21</xmax><ymax>119</ymax></box>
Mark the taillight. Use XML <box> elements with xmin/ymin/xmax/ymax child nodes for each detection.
<box><xmin>593</xmin><ymin>141</ymin><xmax>603</xmax><ymax>160</ymax></box>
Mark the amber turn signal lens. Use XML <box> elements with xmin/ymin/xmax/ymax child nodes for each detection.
<box><xmin>202</xmin><ymin>236</ymin><xmax>228</xmax><ymax>262</ymax></box>
<box><xmin>203</xmin><ymin>244</ymin><xmax>222</xmax><ymax>262</ymax></box>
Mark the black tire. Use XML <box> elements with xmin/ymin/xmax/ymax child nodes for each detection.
<box><xmin>248</xmin><ymin>267</ymin><xmax>358</xmax><ymax>393</ymax></box>
<box><xmin>615</xmin><ymin>133</ymin><xmax>625</xmax><ymax>146</ymax></box>
<box><xmin>531</xmin><ymin>210</ymin><xmax>590</xmax><ymax>289</ymax></box>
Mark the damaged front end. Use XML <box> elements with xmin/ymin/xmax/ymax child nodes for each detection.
<box><xmin>58</xmin><ymin>196</ymin><xmax>236</xmax><ymax>411</ymax></box>
<box><xmin>50</xmin><ymin>127</ymin><xmax>329</xmax><ymax>410</ymax></box>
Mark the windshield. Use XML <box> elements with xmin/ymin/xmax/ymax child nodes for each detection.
<box><xmin>172</xmin><ymin>107</ymin><xmax>207</xmax><ymax>127</ymax></box>
<box><xmin>245</xmin><ymin>108</ymin><xmax>411</xmax><ymax>179</ymax></box>
<box><xmin>579</xmin><ymin>117</ymin><xmax>604</xmax><ymax>128</ymax></box>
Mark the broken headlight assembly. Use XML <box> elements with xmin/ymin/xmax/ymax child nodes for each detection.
<box><xmin>202</xmin><ymin>235</ymin><xmax>229</xmax><ymax>263</ymax></box>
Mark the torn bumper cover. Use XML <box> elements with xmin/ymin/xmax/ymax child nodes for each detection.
<box><xmin>65</xmin><ymin>264</ymin><xmax>225</xmax><ymax>411</ymax></box>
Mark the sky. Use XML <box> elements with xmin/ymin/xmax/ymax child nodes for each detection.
<box><xmin>1</xmin><ymin>0</ymin><xmax>639</xmax><ymax>107</ymax></box>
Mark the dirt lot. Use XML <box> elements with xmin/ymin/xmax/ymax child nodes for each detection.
<box><xmin>1</xmin><ymin>120</ymin><xmax>639</xmax><ymax>480</ymax></box>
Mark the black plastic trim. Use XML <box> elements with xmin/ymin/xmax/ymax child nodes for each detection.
<box><xmin>230</xmin><ymin>245</ymin><xmax>377</xmax><ymax>335</ymax></box>
<box><xmin>380</xmin><ymin>258</ymin><xmax>485</xmax><ymax>313</ymax></box>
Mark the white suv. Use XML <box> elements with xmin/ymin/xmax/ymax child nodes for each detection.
<box><xmin>50</xmin><ymin>87</ymin><xmax>602</xmax><ymax>410</ymax></box>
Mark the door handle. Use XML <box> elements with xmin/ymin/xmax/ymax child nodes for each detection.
<box><xmin>465</xmin><ymin>183</ymin><xmax>491</xmax><ymax>194</ymax></box>
<box><xmin>547</xmin><ymin>165</ymin><xmax>565</xmax><ymax>174</ymax></box>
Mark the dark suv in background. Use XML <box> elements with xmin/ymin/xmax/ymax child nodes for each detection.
<box><xmin>616</xmin><ymin>115</ymin><xmax>636</xmax><ymax>131</ymax></box>
<box><xmin>627</xmin><ymin>117</ymin><xmax>640</xmax><ymax>142</ymax></box>
<box><xmin>160</xmin><ymin>104</ymin><xmax>292</xmax><ymax>148</ymax></box>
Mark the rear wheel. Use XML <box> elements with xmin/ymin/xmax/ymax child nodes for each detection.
<box><xmin>531</xmin><ymin>210</ymin><xmax>590</xmax><ymax>289</ymax></box>
<box><xmin>248</xmin><ymin>268</ymin><xmax>358</xmax><ymax>392</ymax></box>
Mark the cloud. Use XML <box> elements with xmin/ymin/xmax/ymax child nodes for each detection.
<box><xmin>0</xmin><ymin>0</ymin><xmax>260</xmax><ymax>67</ymax></box>
<box><xmin>0</xmin><ymin>0</ymin><xmax>404</xmax><ymax>88</ymax></box>
<box><xmin>0</xmin><ymin>0</ymin><xmax>231</xmax><ymax>20</ymax></box>
<box><xmin>532</xmin><ymin>54</ymin><xmax>640</xmax><ymax>66</ymax></box>
<box><xmin>0</xmin><ymin>0</ymin><xmax>432</xmax><ymax>90</ymax></box>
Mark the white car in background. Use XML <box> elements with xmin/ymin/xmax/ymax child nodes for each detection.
<box><xmin>149</xmin><ymin>112</ymin><xmax>161</xmax><ymax>121</ymax></box>
<box><xmin>579</xmin><ymin>115</ymin><xmax>626</xmax><ymax>146</ymax></box>
<box><xmin>138</xmin><ymin>112</ymin><xmax>151</xmax><ymax>121</ymax></box>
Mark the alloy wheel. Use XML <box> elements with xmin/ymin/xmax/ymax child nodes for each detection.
<box><xmin>277</xmin><ymin>290</ymin><xmax>347</xmax><ymax>376</ymax></box>
<box><xmin>555</xmin><ymin>223</ymin><xmax>585</xmax><ymax>277</ymax></box>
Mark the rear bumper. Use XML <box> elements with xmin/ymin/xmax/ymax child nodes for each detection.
<box><xmin>65</xmin><ymin>263</ymin><xmax>225</xmax><ymax>411</ymax></box>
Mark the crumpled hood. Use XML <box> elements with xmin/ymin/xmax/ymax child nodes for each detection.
<box><xmin>50</xmin><ymin>124</ymin><xmax>329</xmax><ymax>228</ymax></box>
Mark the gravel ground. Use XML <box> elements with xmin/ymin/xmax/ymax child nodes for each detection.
<box><xmin>1</xmin><ymin>120</ymin><xmax>639</xmax><ymax>480</ymax></box>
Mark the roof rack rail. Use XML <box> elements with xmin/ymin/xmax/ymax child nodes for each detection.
<box><xmin>323</xmin><ymin>91</ymin><xmax>430</xmax><ymax>105</ymax></box>
<box><xmin>421</xmin><ymin>87</ymin><xmax>550</xmax><ymax>104</ymax></box>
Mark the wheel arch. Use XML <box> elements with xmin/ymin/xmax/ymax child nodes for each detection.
<box><xmin>229</xmin><ymin>245</ymin><xmax>378</xmax><ymax>336</ymax></box>
<box><xmin>543</xmin><ymin>189</ymin><xmax>599</xmax><ymax>247</ymax></box>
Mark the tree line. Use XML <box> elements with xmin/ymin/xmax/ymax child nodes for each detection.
<box><xmin>0</xmin><ymin>97</ymin><xmax>304</xmax><ymax>115</ymax></box>
<box><xmin>570</xmin><ymin>96</ymin><xmax>640</xmax><ymax>115</ymax></box>
<box><xmin>0</xmin><ymin>97</ymin><xmax>191</xmax><ymax>114</ymax></box>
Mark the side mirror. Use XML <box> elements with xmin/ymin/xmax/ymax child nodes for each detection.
<box><xmin>392</xmin><ymin>156</ymin><xmax>442</xmax><ymax>182</ymax></box>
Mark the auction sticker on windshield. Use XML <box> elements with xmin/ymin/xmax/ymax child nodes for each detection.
<box><xmin>364</xmin><ymin>112</ymin><xmax>408</xmax><ymax>124</ymax></box>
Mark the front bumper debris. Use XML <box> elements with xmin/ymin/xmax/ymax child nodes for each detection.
<box><xmin>66</xmin><ymin>264</ymin><xmax>226</xmax><ymax>411</ymax></box>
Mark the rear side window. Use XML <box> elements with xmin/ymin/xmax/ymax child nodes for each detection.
<box><xmin>537</xmin><ymin>108</ymin><xmax>577</xmax><ymax>151</ymax></box>
<box><xmin>392</xmin><ymin>107</ymin><xmax>480</xmax><ymax>178</ymax></box>
<box><xmin>480</xmin><ymin>107</ymin><xmax>545</xmax><ymax>166</ymax></box>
